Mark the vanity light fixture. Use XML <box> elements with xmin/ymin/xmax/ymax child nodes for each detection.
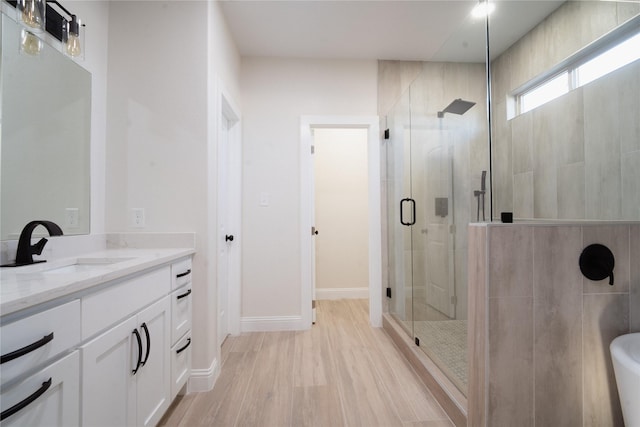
<box><xmin>471</xmin><ymin>0</ymin><xmax>495</xmax><ymax>19</ymax></box>
<box><xmin>46</xmin><ymin>0</ymin><xmax>85</xmax><ymax>59</ymax></box>
<box><xmin>8</xmin><ymin>0</ymin><xmax>85</xmax><ymax>59</ymax></box>
<box><xmin>17</xmin><ymin>0</ymin><xmax>46</xmax><ymax>32</ymax></box>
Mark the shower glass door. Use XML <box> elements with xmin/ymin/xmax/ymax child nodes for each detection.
<box><xmin>385</xmin><ymin>63</ymin><xmax>488</xmax><ymax>397</ymax></box>
<box><xmin>409</xmin><ymin>71</ymin><xmax>464</xmax><ymax>394</ymax></box>
<box><xmin>386</xmin><ymin>89</ymin><xmax>413</xmax><ymax>336</ymax></box>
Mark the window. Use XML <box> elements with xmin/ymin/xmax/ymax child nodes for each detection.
<box><xmin>576</xmin><ymin>32</ymin><xmax>640</xmax><ymax>87</ymax></box>
<box><xmin>514</xmin><ymin>25</ymin><xmax>640</xmax><ymax>117</ymax></box>
<box><xmin>520</xmin><ymin>72</ymin><xmax>569</xmax><ymax>114</ymax></box>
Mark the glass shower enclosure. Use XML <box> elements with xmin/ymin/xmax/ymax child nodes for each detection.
<box><xmin>383</xmin><ymin>0</ymin><xmax>640</xmax><ymax>404</ymax></box>
<box><xmin>385</xmin><ymin>63</ymin><xmax>488</xmax><ymax>395</ymax></box>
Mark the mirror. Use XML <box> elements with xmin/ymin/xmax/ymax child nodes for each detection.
<box><xmin>1</xmin><ymin>12</ymin><xmax>91</xmax><ymax>240</ymax></box>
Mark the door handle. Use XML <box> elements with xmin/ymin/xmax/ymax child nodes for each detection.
<box><xmin>400</xmin><ymin>198</ymin><xmax>416</xmax><ymax>226</ymax></box>
<box><xmin>225</xmin><ymin>235</ymin><xmax>234</xmax><ymax>242</ymax></box>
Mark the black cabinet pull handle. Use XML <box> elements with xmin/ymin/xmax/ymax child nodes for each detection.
<box><xmin>1</xmin><ymin>332</ymin><xmax>54</xmax><ymax>365</ymax></box>
<box><xmin>140</xmin><ymin>323</ymin><xmax>151</xmax><ymax>367</ymax></box>
<box><xmin>225</xmin><ymin>235</ymin><xmax>234</xmax><ymax>242</ymax></box>
<box><xmin>177</xmin><ymin>289</ymin><xmax>192</xmax><ymax>300</ymax></box>
<box><xmin>132</xmin><ymin>329</ymin><xmax>142</xmax><ymax>374</ymax></box>
<box><xmin>176</xmin><ymin>338</ymin><xmax>191</xmax><ymax>355</ymax></box>
<box><xmin>0</xmin><ymin>377</ymin><xmax>52</xmax><ymax>421</ymax></box>
<box><xmin>176</xmin><ymin>269</ymin><xmax>191</xmax><ymax>278</ymax></box>
<box><xmin>140</xmin><ymin>322</ymin><xmax>151</xmax><ymax>367</ymax></box>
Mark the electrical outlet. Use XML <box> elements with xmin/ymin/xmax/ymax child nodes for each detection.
<box><xmin>66</xmin><ymin>208</ymin><xmax>79</xmax><ymax>227</ymax></box>
<box><xmin>132</xmin><ymin>208</ymin><xmax>145</xmax><ymax>228</ymax></box>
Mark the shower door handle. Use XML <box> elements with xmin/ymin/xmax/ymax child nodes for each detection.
<box><xmin>400</xmin><ymin>198</ymin><xmax>416</xmax><ymax>226</ymax></box>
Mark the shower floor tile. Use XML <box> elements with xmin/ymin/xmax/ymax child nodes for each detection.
<box><xmin>413</xmin><ymin>320</ymin><xmax>468</xmax><ymax>393</ymax></box>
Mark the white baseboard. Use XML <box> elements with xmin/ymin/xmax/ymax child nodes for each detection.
<box><xmin>187</xmin><ymin>357</ymin><xmax>220</xmax><ymax>393</ymax></box>
<box><xmin>240</xmin><ymin>315</ymin><xmax>305</xmax><ymax>332</ymax></box>
<box><xmin>316</xmin><ymin>287</ymin><xmax>369</xmax><ymax>300</ymax></box>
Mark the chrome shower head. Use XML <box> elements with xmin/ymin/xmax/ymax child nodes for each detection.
<box><xmin>437</xmin><ymin>98</ymin><xmax>476</xmax><ymax>118</ymax></box>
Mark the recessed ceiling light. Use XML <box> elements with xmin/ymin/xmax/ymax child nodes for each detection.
<box><xmin>471</xmin><ymin>1</ymin><xmax>496</xmax><ymax>19</ymax></box>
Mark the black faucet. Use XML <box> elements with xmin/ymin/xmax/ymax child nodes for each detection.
<box><xmin>2</xmin><ymin>220</ymin><xmax>64</xmax><ymax>267</ymax></box>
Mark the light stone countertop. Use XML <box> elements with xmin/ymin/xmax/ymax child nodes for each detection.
<box><xmin>0</xmin><ymin>248</ymin><xmax>195</xmax><ymax>318</ymax></box>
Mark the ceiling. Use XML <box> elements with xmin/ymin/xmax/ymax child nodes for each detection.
<box><xmin>220</xmin><ymin>0</ymin><xmax>565</xmax><ymax>62</ymax></box>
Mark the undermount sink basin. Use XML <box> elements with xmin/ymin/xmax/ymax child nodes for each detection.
<box><xmin>43</xmin><ymin>257</ymin><xmax>134</xmax><ymax>274</ymax></box>
<box><xmin>610</xmin><ymin>333</ymin><xmax>640</xmax><ymax>426</ymax></box>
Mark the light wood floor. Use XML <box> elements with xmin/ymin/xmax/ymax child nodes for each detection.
<box><xmin>159</xmin><ymin>299</ymin><xmax>453</xmax><ymax>427</ymax></box>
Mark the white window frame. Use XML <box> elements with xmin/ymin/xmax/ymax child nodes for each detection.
<box><xmin>512</xmin><ymin>16</ymin><xmax>640</xmax><ymax>118</ymax></box>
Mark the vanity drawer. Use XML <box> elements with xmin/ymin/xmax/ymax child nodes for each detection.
<box><xmin>1</xmin><ymin>300</ymin><xmax>80</xmax><ymax>384</ymax></box>
<box><xmin>170</xmin><ymin>333</ymin><xmax>191</xmax><ymax>400</ymax></box>
<box><xmin>171</xmin><ymin>258</ymin><xmax>192</xmax><ymax>290</ymax></box>
<box><xmin>0</xmin><ymin>350</ymin><xmax>79</xmax><ymax>426</ymax></box>
<box><xmin>171</xmin><ymin>285</ymin><xmax>192</xmax><ymax>345</ymax></box>
<box><xmin>82</xmin><ymin>266</ymin><xmax>170</xmax><ymax>340</ymax></box>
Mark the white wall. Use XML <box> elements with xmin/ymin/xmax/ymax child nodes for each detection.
<box><xmin>105</xmin><ymin>0</ymin><xmax>240</xmax><ymax>387</ymax></box>
<box><xmin>240</xmin><ymin>58</ymin><xmax>377</xmax><ymax>320</ymax></box>
<box><xmin>68</xmin><ymin>1</ymin><xmax>110</xmax><ymax>236</ymax></box>
<box><xmin>314</xmin><ymin>128</ymin><xmax>369</xmax><ymax>296</ymax></box>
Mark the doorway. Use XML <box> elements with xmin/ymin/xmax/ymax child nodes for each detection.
<box><xmin>300</xmin><ymin>116</ymin><xmax>381</xmax><ymax>328</ymax></box>
<box><xmin>313</xmin><ymin>128</ymin><xmax>370</xmax><ymax>304</ymax></box>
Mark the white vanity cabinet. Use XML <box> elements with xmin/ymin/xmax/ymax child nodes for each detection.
<box><xmin>0</xmin><ymin>252</ymin><xmax>194</xmax><ymax>427</ymax></box>
<box><xmin>81</xmin><ymin>297</ymin><xmax>170</xmax><ymax>427</ymax></box>
<box><xmin>169</xmin><ymin>260</ymin><xmax>192</xmax><ymax>399</ymax></box>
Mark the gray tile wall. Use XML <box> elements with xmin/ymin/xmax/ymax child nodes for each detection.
<box><xmin>468</xmin><ymin>222</ymin><xmax>640</xmax><ymax>427</ymax></box>
<box><xmin>491</xmin><ymin>1</ymin><xmax>640</xmax><ymax>221</ymax></box>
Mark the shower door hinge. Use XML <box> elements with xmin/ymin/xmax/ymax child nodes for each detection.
<box><xmin>451</xmin><ymin>295</ymin><xmax>457</xmax><ymax>305</ymax></box>
<box><xmin>384</xmin><ymin>129</ymin><xmax>390</xmax><ymax>140</ymax></box>
<box><xmin>311</xmin><ymin>145</ymin><xmax>315</xmax><ymax>154</ymax></box>
<box><xmin>386</xmin><ymin>287</ymin><xmax>392</xmax><ymax>298</ymax></box>
<box><xmin>415</xmin><ymin>337</ymin><xmax>420</xmax><ymax>346</ymax></box>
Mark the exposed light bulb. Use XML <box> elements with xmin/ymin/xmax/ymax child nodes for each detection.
<box><xmin>65</xmin><ymin>16</ymin><xmax>82</xmax><ymax>58</ymax></box>
<box><xmin>471</xmin><ymin>2</ymin><xmax>496</xmax><ymax>19</ymax></box>
<box><xmin>66</xmin><ymin>33</ymin><xmax>81</xmax><ymax>57</ymax></box>
<box><xmin>21</xmin><ymin>29</ymin><xmax>43</xmax><ymax>55</ymax></box>
<box><xmin>20</xmin><ymin>0</ymin><xmax>45</xmax><ymax>30</ymax></box>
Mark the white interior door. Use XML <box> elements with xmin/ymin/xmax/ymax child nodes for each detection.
<box><xmin>311</xmin><ymin>130</ymin><xmax>317</xmax><ymax>324</ymax></box>
<box><xmin>217</xmin><ymin>92</ymin><xmax>241</xmax><ymax>344</ymax></box>
<box><xmin>217</xmin><ymin>116</ymin><xmax>230</xmax><ymax>347</ymax></box>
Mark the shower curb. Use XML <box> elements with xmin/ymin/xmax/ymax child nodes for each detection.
<box><xmin>383</xmin><ymin>313</ymin><xmax>467</xmax><ymax>427</ymax></box>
